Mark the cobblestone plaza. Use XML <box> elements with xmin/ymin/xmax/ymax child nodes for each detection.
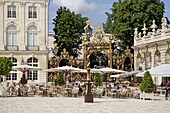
<box><xmin>0</xmin><ymin>97</ymin><xmax>170</xmax><ymax>113</ymax></box>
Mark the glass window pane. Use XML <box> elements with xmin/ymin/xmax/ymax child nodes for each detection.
<box><xmin>27</xmin><ymin>57</ymin><xmax>38</xmax><ymax>80</ymax></box>
<box><xmin>7</xmin><ymin>6</ymin><xmax>16</xmax><ymax>18</ymax></box>
<box><xmin>28</xmin><ymin>6</ymin><xmax>37</xmax><ymax>18</ymax></box>
<box><xmin>6</xmin><ymin>25</ymin><xmax>17</xmax><ymax>46</ymax></box>
<box><xmin>28</xmin><ymin>26</ymin><xmax>38</xmax><ymax>46</ymax></box>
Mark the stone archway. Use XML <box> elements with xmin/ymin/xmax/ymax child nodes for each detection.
<box><xmin>83</xmin><ymin>21</ymin><xmax>113</xmax><ymax>69</ymax></box>
<box><xmin>121</xmin><ymin>46</ymin><xmax>134</xmax><ymax>71</ymax></box>
<box><xmin>55</xmin><ymin>48</ymin><xmax>74</xmax><ymax>67</ymax></box>
<box><xmin>90</xmin><ymin>51</ymin><xmax>108</xmax><ymax>68</ymax></box>
<box><xmin>49</xmin><ymin>48</ymin><xmax>74</xmax><ymax>68</ymax></box>
<box><xmin>48</xmin><ymin>48</ymin><xmax>74</xmax><ymax>83</ymax></box>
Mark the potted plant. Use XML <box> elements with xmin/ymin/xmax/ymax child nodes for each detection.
<box><xmin>94</xmin><ymin>73</ymin><xmax>102</xmax><ymax>87</ymax></box>
<box><xmin>139</xmin><ymin>71</ymin><xmax>154</xmax><ymax>99</ymax></box>
<box><xmin>57</xmin><ymin>74</ymin><xmax>65</xmax><ymax>86</ymax></box>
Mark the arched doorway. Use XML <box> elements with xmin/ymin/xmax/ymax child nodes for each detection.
<box><xmin>90</xmin><ymin>51</ymin><xmax>108</xmax><ymax>68</ymax></box>
<box><xmin>48</xmin><ymin>48</ymin><xmax>74</xmax><ymax>83</ymax></box>
<box><xmin>83</xmin><ymin>23</ymin><xmax>113</xmax><ymax>69</ymax></box>
<box><xmin>59</xmin><ymin>59</ymin><xmax>69</xmax><ymax>67</ymax></box>
<box><xmin>124</xmin><ymin>57</ymin><xmax>131</xmax><ymax>72</ymax></box>
<box><xmin>121</xmin><ymin>46</ymin><xmax>133</xmax><ymax>71</ymax></box>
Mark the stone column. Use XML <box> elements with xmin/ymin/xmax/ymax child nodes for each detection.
<box><xmin>0</xmin><ymin>2</ymin><xmax>4</xmax><ymax>50</ymax></box>
<box><xmin>161</xmin><ymin>50</ymin><xmax>166</xmax><ymax>64</ymax></box>
<box><xmin>19</xmin><ymin>2</ymin><xmax>26</xmax><ymax>50</ymax></box>
<box><xmin>133</xmin><ymin>50</ymin><xmax>138</xmax><ymax>71</ymax></box>
<box><xmin>39</xmin><ymin>3</ymin><xmax>47</xmax><ymax>50</ymax></box>
<box><xmin>151</xmin><ymin>50</ymin><xmax>155</xmax><ymax>68</ymax></box>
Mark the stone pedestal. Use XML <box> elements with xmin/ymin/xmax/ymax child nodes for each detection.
<box><xmin>84</xmin><ymin>80</ymin><xmax>93</xmax><ymax>103</ymax></box>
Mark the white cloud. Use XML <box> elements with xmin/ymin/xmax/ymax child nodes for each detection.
<box><xmin>52</xmin><ymin>0</ymin><xmax>100</xmax><ymax>14</ymax></box>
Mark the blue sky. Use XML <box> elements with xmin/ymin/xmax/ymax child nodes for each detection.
<box><xmin>48</xmin><ymin>0</ymin><xmax>170</xmax><ymax>32</ymax></box>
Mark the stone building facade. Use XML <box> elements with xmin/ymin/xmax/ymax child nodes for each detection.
<box><xmin>0</xmin><ymin>0</ymin><xmax>49</xmax><ymax>83</ymax></box>
<box><xmin>133</xmin><ymin>17</ymin><xmax>170</xmax><ymax>85</ymax></box>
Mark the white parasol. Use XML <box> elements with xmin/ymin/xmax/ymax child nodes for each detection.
<box><xmin>136</xmin><ymin>64</ymin><xmax>170</xmax><ymax>77</ymax></box>
<box><xmin>10</xmin><ymin>70</ymin><xmax>22</xmax><ymax>74</ymax></box>
<box><xmin>12</xmin><ymin>65</ymin><xmax>41</xmax><ymax>83</ymax></box>
<box><xmin>53</xmin><ymin>66</ymin><xmax>82</xmax><ymax>72</ymax></box>
<box><xmin>44</xmin><ymin>66</ymin><xmax>82</xmax><ymax>87</ymax></box>
<box><xmin>12</xmin><ymin>65</ymin><xmax>41</xmax><ymax>72</ymax></box>
<box><xmin>110</xmin><ymin>71</ymin><xmax>139</xmax><ymax>78</ymax></box>
<box><xmin>91</xmin><ymin>67</ymin><xmax>125</xmax><ymax>88</ymax></box>
<box><xmin>98</xmin><ymin>67</ymin><xmax>125</xmax><ymax>73</ymax></box>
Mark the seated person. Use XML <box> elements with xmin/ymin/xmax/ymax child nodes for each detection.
<box><xmin>165</xmin><ymin>81</ymin><xmax>170</xmax><ymax>98</ymax></box>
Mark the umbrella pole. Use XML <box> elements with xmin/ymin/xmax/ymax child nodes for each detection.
<box><xmin>106</xmin><ymin>74</ymin><xmax>108</xmax><ymax>89</ymax></box>
<box><xmin>65</xmin><ymin>71</ymin><xmax>69</xmax><ymax>88</ymax></box>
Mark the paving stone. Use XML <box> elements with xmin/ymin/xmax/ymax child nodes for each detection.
<box><xmin>0</xmin><ymin>96</ymin><xmax>170</xmax><ymax>113</ymax></box>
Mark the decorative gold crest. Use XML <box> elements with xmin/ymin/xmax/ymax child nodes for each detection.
<box><xmin>94</xmin><ymin>27</ymin><xmax>104</xmax><ymax>41</ymax></box>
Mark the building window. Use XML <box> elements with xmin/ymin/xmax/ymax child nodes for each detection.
<box><xmin>7</xmin><ymin>5</ymin><xmax>16</xmax><ymax>18</ymax></box>
<box><xmin>28</xmin><ymin>6</ymin><xmax>37</xmax><ymax>18</ymax></box>
<box><xmin>27</xmin><ymin>57</ymin><xmax>38</xmax><ymax>80</ymax></box>
<box><xmin>27</xmin><ymin>26</ymin><xmax>38</xmax><ymax>46</ymax></box>
<box><xmin>7</xmin><ymin>57</ymin><xmax>17</xmax><ymax>80</ymax></box>
<box><xmin>6</xmin><ymin>25</ymin><xmax>17</xmax><ymax>46</ymax></box>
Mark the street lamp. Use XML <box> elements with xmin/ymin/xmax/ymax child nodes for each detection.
<box><xmin>84</xmin><ymin>68</ymin><xmax>93</xmax><ymax>103</ymax></box>
<box><xmin>84</xmin><ymin>19</ymin><xmax>93</xmax><ymax>41</ymax></box>
<box><xmin>84</xmin><ymin>19</ymin><xmax>93</xmax><ymax>103</ymax></box>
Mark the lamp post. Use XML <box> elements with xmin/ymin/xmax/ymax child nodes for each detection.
<box><xmin>84</xmin><ymin>68</ymin><xmax>93</xmax><ymax>103</ymax></box>
<box><xmin>84</xmin><ymin>19</ymin><xmax>93</xmax><ymax>103</ymax></box>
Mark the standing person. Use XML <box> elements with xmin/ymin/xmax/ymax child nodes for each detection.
<box><xmin>165</xmin><ymin>81</ymin><xmax>170</xmax><ymax>100</ymax></box>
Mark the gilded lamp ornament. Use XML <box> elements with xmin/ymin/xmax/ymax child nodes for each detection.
<box><xmin>84</xmin><ymin>19</ymin><xmax>93</xmax><ymax>41</ymax></box>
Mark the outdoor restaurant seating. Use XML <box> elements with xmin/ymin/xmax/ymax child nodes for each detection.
<box><xmin>51</xmin><ymin>86</ymin><xmax>62</xmax><ymax>97</ymax></box>
<box><xmin>20</xmin><ymin>85</ymin><xmax>29</xmax><ymax>96</ymax></box>
<box><xmin>36</xmin><ymin>86</ymin><xmax>43</xmax><ymax>96</ymax></box>
<box><xmin>62</xmin><ymin>88</ymin><xmax>69</xmax><ymax>97</ymax></box>
<box><xmin>6</xmin><ymin>82</ymin><xmax>17</xmax><ymax>96</ymax></box>
<box><xmin>107</xmin><ymin>88</ymin><xmax>118</xmax><ymax>98</ymax></box>
<box><xmin>0</xmin><ymin>80</ymin><xmax>166</xmax><ymax>102</ymax></box>
<box><xmin>94</xmin><ymin>87</ymin><xmax>104</xmax><ymax>98</ymax></box>
<box><xmin>72</xmin><ymin>87</ymin><xmax>79</xmax><ymax>97</ymax></box>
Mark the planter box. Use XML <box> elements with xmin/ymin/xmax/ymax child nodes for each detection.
<box><xmin>143</xmin><ymin>92</ymin><xmax>153</xmax><ymax>100</ymax></box>
<box><xmin>140</xmin><ymin>91</ymin><xmax>154</xmax><ymax>100</ymax></box>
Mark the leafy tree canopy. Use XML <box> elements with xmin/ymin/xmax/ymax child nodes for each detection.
<box><xmin>139</xmin><ymin>71</ymin><xmax>154</xmax><ymax>93</ymax></box>
<box><xmin>0</xmin><ymin>57</ymin><xmax>13</xmax><ymax>77</ymax></box>
<box><xmin>103</xmin><ymin>0</ymin><xmax>165</xmax><ymax>54</ymax></box>
<box><xmin>53</xmin><ymin>7</ymin><xmax>88</xmax><ymax>58</ymax></box>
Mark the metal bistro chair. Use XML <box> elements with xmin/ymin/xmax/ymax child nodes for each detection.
<box><xmin>72</xmin><ymin>87</ymin><xmax>79</xmax><ymax>97</ymax></box>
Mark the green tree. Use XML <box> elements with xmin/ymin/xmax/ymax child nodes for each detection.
<box><xmin>53</xmin><ymin>7</ymin><xmax>88</xmax><ymax>58</ymax></box>
<box><xmin>94</xmin><ymin>73</ymin><xmax>103</xmax><ymax>86</ymax></box>
<box><xmin>103</xmin><ymin>12</ymin><xmax>112</xmax><ymax>33</ymax></box>
<box><xmin>140</xmin><ymin>71</ymin><xmax>154</xmax><ymax>93</ymax></box>
<box><xmin>103</xmin><ymin>0</ymin><xmax>165</xmax><ymax>55</ymax></box>
<box><xmin>0</xmin><ymin>57</ymin><xmax>13</xmax><ymax>82</ymax></box>
<box><xmin>57</xmin><ymin>74</ymin><xmax>65</xmax><ymax>86</ymax></box>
